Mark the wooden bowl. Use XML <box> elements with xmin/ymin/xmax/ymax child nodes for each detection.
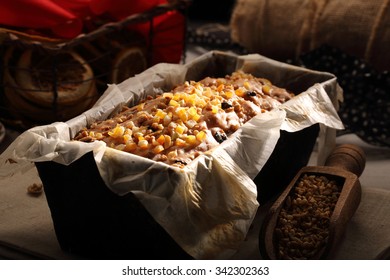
<box><xmin>259</xmin><ymin>144</ymin><xmax>366</xmax><ymax>259</ymax></box>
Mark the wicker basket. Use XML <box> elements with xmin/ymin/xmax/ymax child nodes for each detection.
<box><xmin>0</xmin><ymin>0</ymin><xmax>189</xmax><ymax>129</ymax></box>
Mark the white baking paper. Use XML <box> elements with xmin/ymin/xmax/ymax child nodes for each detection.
<box><xmin>0</xmin><ymin>51</ymin><xmax>344</xmax><ymax>259</ymax></box>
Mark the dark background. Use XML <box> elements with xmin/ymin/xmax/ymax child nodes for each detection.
<box><xmin>187</xmin><ymin>0</ymin><xmax>236</xmax><ymax>23</ymax></box>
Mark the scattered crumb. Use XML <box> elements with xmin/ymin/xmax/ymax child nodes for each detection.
<box><xmin>27</xmin><ymin>183</ymin><xmax>43</xmax><ymax>196</ymax></box>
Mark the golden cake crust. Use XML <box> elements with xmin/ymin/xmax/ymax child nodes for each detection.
<box><xmin>74</xmin><ymin>71</ymin><xmax>294</xmax><ymax>167</ymax></box>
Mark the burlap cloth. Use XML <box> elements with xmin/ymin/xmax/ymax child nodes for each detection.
<box><xmin>230</xmin><ymin>0</ymin><xmax>390</xmax><ymax>71</ymax></box>
<box><xmin>1</xmin><ymin>162</ymin><xmax>389</xmax><ymax>260</ymax></box>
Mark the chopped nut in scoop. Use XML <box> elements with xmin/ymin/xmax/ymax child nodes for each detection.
<box><xmin>274</xmin><ymin>174</ymin><xmax>341</xmax><ymax>259</ymax></box>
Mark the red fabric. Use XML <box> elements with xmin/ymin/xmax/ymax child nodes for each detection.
<box><xmin>90</xmin><ymin>0</ymin><xmax>167</xmax><ymax>20</ymax></box>
<box><xmin>52</xmin><ymin>0</ymin><xmax>97</xmax><ymax>17</ymax></box>
<box><xmin>0</xmin><ymin>0</ymin><xmax>168</xmax><ymax>38</ymax></box>
<box><xmin>0</xmin><ymin>0</ymin><xmax>84</xmax><ymax>38</ymax></box>
<box><xmin>0</xmin><ymin>0</ymin><xmax>184</xmax><ymax>63</ymax></box>
<box><xmin>150</xmin><ymin>11</ymin><xmax>186</xmax><ymax>64</ymax></box>
<box><xmin>128</xmin><ymin>10</ymin><xmax>185</xmax><ymax>65</ymax></box>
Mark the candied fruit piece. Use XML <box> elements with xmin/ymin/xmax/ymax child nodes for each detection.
<box><xmin>196</xmin><ymin>131</ymin><xmax>207</xmax><ymax>142</ymax></box>
<box><xmin>108</xmin><ymin>125</ymin><xmax>125</xmax><ymax>138</ymax></box>
<box><xmin>153</xmin><ymin>145</ymin><xmax>164</xmax><ymax>154</ymax></box>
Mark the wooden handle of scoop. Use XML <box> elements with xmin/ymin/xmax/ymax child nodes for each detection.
<box><xmin>324</xmin><ymin>144</ymin><xmax>366</xmax><ymax>177</ymax></box>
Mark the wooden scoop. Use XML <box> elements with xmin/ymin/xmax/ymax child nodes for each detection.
<box><xmin>259</xmin><ymin>144</ymin><xmax>366</xmax><ymax>259</ymax></box>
